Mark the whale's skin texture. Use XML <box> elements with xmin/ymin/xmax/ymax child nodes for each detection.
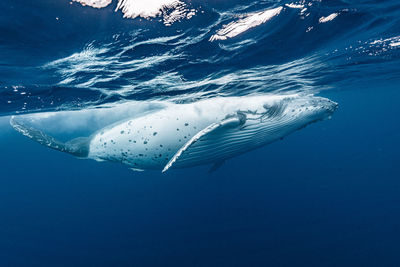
<box><xmin>10</xmin><ymin>94</ymin><xmax>337</xmax><ymax>172</ymax></box>
<box><xmin>86</xmin><ymin>94</ymin><xmax>337</xmax><ymax>170</ymax></box>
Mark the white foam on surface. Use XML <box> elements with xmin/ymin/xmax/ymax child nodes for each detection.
<box><xmin>160</xmin><ymin>2</ymin><xmax>197</xmax><ymax>26</ymax></box>
<box><xmin>319</xmin><ymin>13</ymin><xmax>338</xmax><ymax>23</ymax></box>
<box><xmin>74</xmin><ymin>0</ymin><xmax>196</xmax><ymax>25</ymax></box>
<box><xmin>116</xmin><ymin>0</ymin><xmax>182</xmax><ymax>19</ymax></box>
<box><xmin>370</xmin><ymin>36</ymin><xmax>400</xmax><ymax>47</ymax></box>
<box><xmin>73</xmin><ymin>0</ymin><xmax>112</xmax><ymax>8</ymax></box>
<box><xmin>285</xmin><ymin>3</ymin><xmax>304</xmax><ymax>9</ymax></box>
<box><xmin>210</xmin><ymin>6</ymin><xmax>283</xmax><ymax>41</ymax></box>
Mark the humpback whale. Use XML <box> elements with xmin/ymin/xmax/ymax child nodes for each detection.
<box><xmin>10</xmin><ymin>94</ymin><xmax>337</xmax><ymax>172</ymax></box>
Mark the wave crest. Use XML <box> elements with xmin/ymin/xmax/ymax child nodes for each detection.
<box><xmin>210</xmin><ymin>6</ymin><xmax>283</xmax><ymax>41</ymax></box>
<box><xmin>73</xmin><ymin>0</ymin><xmax>112</xmax><ymax>8</ymax></box>
<box><xmin>74</xmin><ymin>0</ymin><xmax>196</xmax><ymax>25</ymax></box>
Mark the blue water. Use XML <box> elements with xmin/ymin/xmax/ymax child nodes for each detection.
<box><xmin>1</xmin><ymin>0</ymin><xmax>400</xmax><ymax>266</ymax></box>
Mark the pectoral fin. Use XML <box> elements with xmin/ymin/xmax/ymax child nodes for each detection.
<box><xmin>162</xmin><ymin>112</ymin><xmax>246</xmax><ymax>172</ymax></box>
<box><xmin>208</xmin><ymin>160</ymin><xmax>226</xmax><ymax>173</ymax></box>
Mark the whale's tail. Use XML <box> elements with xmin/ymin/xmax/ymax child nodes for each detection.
<box><xmin>10</xmin><ymin>116</ymin><xmax>90</xmax><ymax>158</ymax></box>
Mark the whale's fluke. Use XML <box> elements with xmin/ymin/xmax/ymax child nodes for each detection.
<box><xmin>162</xmin><ymin>113</ymin><xmax>246</xmax><ymax>172</ymax></box>
<box><xmin>10</xmin><ymin>116</ymin><xmax>90</xmax><ymax>158</ymax></box>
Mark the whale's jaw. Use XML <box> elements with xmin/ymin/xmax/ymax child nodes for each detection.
<box><xmin>289</xmin><ymin>96</ymin><xmax>338</xmax><ymax>124</ymax></box>
<box><xmin>254</xmin><ymin>96</ymin><xmax>338</xmax><ymax>143</ymax></box>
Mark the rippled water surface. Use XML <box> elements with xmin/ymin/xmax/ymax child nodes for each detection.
<box><xmin>1</xmin><ymin>0</ymin><xmax>399</xmax><ymax>114</ymax></box>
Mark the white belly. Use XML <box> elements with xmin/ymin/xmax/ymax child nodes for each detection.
<box><xmin>88</xmin><ymin>106</ymin><xmax>224</xmax><ymax>169</ymax></box>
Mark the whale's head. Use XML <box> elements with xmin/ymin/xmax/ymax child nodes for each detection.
<box><xmin>283</xmin><ymin>95</ymin><xmax>338</xmax><ymax>122</ymax></box>
<box><xmin>259</xmin><ymin>95</ymin><xmax>338</xmax><ymax>137</ymax></box>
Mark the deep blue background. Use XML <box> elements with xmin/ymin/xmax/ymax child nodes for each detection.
<box><xmin>1</xmin><ymin>0</ymin><xmax>400</xmax><ymax>265</ymax></box>
<box><xmin>1</xmin><ymin>84</ymin><xmax>399</xmax><ymax>266</ymax></box>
